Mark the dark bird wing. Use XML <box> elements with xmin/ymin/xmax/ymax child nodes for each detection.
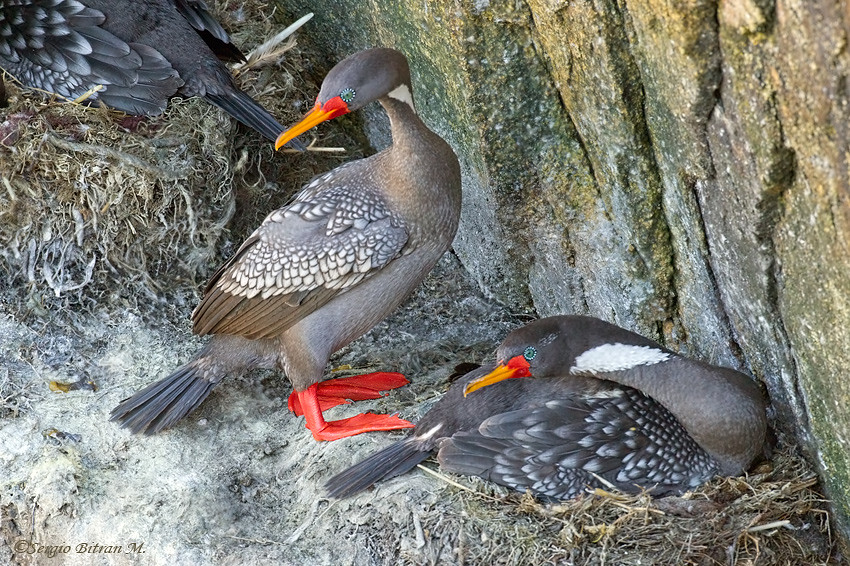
<box><xmin>438</xmin><ymin>387</ymin><xmax>720</xmax><ymax>500</ymax></box>
<box><xmin>193</xmin><ymin>166</ymin><xmax>410</xmax><ymax>339</ymax></box>
<box><xmin>0</xmin><ymin>0</ymin><xmax>182</xmax><ymax>115</ymax></box>
<box><xmin>172</xmin><ymin>0</ymin><xmax>244</xmax><ymax>62</ymax></box>
<box><xmin>203</xmin><ymin>88</ymin><xmax>289</xmax><ymax>143</ymax></box>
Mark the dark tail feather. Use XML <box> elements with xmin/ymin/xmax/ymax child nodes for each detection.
<box><xmin>436</xmin><ymin>432</ymin><xmax>512</xmax><ymax>478</ymax></box>
<box><xmin>173</xmin><ymin>0</ymin><xmax>245</xmax><ymax>62</ymax></box>
<box><xmin>110</xmin><ymin>362</ymin><xmax>217</xmax><ymax>435</ymax></box>
<box><xmin>325</xmin><ymin>438</ymin><xmax>431</xmax><ymax>498</ymax></box>
<box><xmin>205</xmin><ymin>89</ymin><xmax>305</xmax><ymax>150</ymax></box>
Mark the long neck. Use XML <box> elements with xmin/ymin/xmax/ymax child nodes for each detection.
<box><xmin>598</xmin><ymin>358</ymin><xmax>767</xmax><ymax>475</ymax></box>
<box><xmin>374</xmin><ymin>93</ymin><xmax>462</xmax><ymax>243</ymax></box>
<box><xmin>380</xmin><ymin>92</ymin><xmax>443</xmax><ymax>158</ymax></box>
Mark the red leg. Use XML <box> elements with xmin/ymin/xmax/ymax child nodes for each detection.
<box><xmin>296</xmin><ymin>383</ymin><xmax>414</xmax><ymax>441</ymax></box>
<box><xmin>287</xmin><ymin>372</ymin><xmax>409</xmax><ymax>416</ymax></box>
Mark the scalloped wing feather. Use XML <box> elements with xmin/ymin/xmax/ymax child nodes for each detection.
<box><xmin>0</xmin><ymin>0</ymin><xmax>182</xmax><ymax>114</ymax></box>
<box><xmin>192</xmin><ymin>187</ymin><xmax>409</xmax><ymax>339</ymax></box>
<box><xmin>439</xmin><ymin>389</ymin><xmax>719</xmax><ymax>499</ymax></box>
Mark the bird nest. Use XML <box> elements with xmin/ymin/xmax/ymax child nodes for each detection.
<box><xmin>411</xmin><ymin>438</ymin><xmax>832</xmax><ymax>565</ymax></box>
<box><xmin>0</xmin><ymin>91</ymin><xmax>233</xmax><ymax>301</ymax></box>
<box><xmin>0</xmin><ymin>2</ymin><xmax>330</xmax><ymax>319</ymax></box>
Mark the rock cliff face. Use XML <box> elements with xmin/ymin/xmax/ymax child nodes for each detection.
<box><xmin>0</xmin><ymin>1</ymin><xmax>844</xmax><ymax>563</ymax></box>
<box><xmin>279</xmin><ymin>0</ymin><xmax>850</xmax><ymax>541</ymax></box>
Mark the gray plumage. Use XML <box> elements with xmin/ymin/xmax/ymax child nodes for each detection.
<box><xmin>325</xmin><ymin>316</ymin><xmax>769</xmax><ymax>500</ymax></box>
<box><xmin>111</xmin><ymin>49</ymin><xmax>462</xmax><ymax>435</ymax></box>
<box><xmin>193</xmin><ymin>168</ymin><xmax>410</xmax><ymax>338</ymax></box>
<box><xmin>438</xmin><ymin>383</ymin><xmax>718</xmax><ymax>500</ymax></box>
<box><xmin>0</xmin><ymin>0</ymin><xmax>299</xmax><ymax>144</ymax></box>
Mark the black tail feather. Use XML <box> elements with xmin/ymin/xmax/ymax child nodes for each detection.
<box><xmin>436</xmin><ymin>431</ymin><xmax>512</xmax><ymax>478</ymax></box>
<box><xmin>205</xmin><ymin>89</ymin><xmax>305</xmax><ymax>150</ymax></box>
<box><xmin>110</xmin><ymin>362</ymin><xmax>218</xmax><ymax>435</ymax></box>
<box><xmin>173</xmin><ymin>0</ymin><xmax>246</xmax><ymax>62</ymax></box>
<box><xmin>325</xmin><ymin>438</ymin><xmax>431</xmax><ymax>498</ymax></box>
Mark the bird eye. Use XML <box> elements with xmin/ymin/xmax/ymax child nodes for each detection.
<box><xmin>523</xmin><ymin>346</ymin><xmax>537</xmax><ymax>361</ymax></box>
<box><xmin>339</xmin><ymin>88</ymin><xmax>356</xmax><ymax>104</ymax></box>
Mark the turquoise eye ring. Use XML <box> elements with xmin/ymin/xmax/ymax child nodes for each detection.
<box><xmin>523</xmin><ymin>346</ymin><xmax>537</xmax><ymax>361</ymax></box>
<box><xmin>339</xmin><ymin>88</ymin><xmax>356</xmax><ymax>104</ymax></box>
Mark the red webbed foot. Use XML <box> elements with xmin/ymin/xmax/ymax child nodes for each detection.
<box><xmin>287</xmin><ymin>372</ymin><xmax>409</xmax><ymax>416</ymax></box>
<box><xmin>308</xmin><ymin>412</ymin><xmax>414</xmax><ymax>441</ymax></box>
<box><xmin>294</xmin><ymin>381</ymin><xmax>414</xmax><ymax>441</ymax></box>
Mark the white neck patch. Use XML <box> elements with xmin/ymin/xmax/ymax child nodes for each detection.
<box><xmin>570</xmin><ymin>343</ymin><xmax>671</xmax><ymax>374</ymax></box>
<box><xmin>387</xmin><ymin>84</ymin><xmax>415</xmax><ymax>111</ymax></box>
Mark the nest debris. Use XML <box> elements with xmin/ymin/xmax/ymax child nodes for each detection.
<box><xmin>0</xmin><ymin>2</ymin><xmax>841</xmax><ymax>564</ymax></box>
<box><xmin>0</xmin><ymin>0</ymin><xmax>340</xmax><ymax>321</ymax></box>
<box><xmin>398</xmin><ymin>438</ymin><xmax>835</xmax><ymax>565</ymax></box>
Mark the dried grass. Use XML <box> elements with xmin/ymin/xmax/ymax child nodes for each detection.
<box><xmin>408</xmin><ymin>438</ymin><xmax>836</xmax><ymax>565</ymax></box>
<box><xmin>0</xmin><ymin>2</ymin><xmax>338</xmax><ymax>321</ymax></box>
<box><xmin>0</xmin><ymin>366</ymin><xmax>36</xmax><ymax>419</ymax></box>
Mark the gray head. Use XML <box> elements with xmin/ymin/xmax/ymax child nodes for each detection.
<box><xmin>317</xmin><ymin>48</ymin><xmax>412</xmax><ymax>112</ymax></box>
<box><xmin>465</xmin><ymin>316</ymin><xmax>666</xmax><ymax>396</ymax></box>
<box><xmin>276</xmin><ymin>48</ymin><xmax>413</xmax><ymax>149</ymax></box>
<box><xmin>498</xmin><ymin>316</ymin><xmax>668</xmax><ymax>375</ymax></box>
<box><xmin>493</xmin><ymin>317</ymin><xmax>568</xmax><ymax>378</ymax></box>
